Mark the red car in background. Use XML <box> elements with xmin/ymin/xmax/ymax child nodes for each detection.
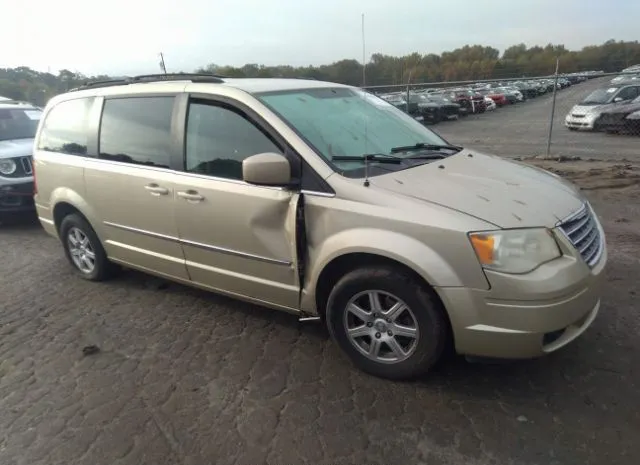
<box><xmin>478</xmin><ymin>89</ymin><xmax>509</xmax><ymax>107</ymax></box>
<box><xmin>434</xmin><ymin>89</ymin><xmax>486</xmax><ymax>115</ymax></box>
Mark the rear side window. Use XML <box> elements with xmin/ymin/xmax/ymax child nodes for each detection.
<box><xmin>99</xmin><ymin>97</ymin><xmax>174</xmax><ymax>168</ymax></box>
<box><xmin>38</xmin><ymin>98</ymin><xmax>93</xmax><ymax>156</ymax></box>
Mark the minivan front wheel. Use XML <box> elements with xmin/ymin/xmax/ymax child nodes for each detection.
<box><xmin>326</xmin><ymin>266</ymin><xmax>447</xmax><ymax>380</ymax></box>
<box><xmin>60</xmin><ymin>213</ymin><xmax>117</xmax><ymax>281</ymax></box>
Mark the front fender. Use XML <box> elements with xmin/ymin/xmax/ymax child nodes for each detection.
<box><xmin>306</xmin><ymin>227</ymin><xmax>476</xmax><ymax>293</ymax></box>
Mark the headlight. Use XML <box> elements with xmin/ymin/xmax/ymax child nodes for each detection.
<box><xmin>0</xmin><ymin>159</ymin><xmax>17</xmax><ymax>175</ymax></box>
<box><xmin>469</xmin><ymin>228</ymin><xmax>561</xmax><ymax>274</ymax></box>
<box><xmin>626</xmin><ymin>110</ymin><xmax>640</xmax><ymax>120</ymax></box>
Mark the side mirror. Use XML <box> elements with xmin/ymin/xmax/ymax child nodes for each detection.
<box><xmin>613</xmin><ymin>97</ymin><xmax>623</xmax><ymax>103</ymax></box>
<box><xmin>242</xmin><ymin>152</ymin><xmax>291</xmax><ymax>186</ymax></box>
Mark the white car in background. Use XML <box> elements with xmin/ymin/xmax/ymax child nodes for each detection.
<box><xmin>484</xmin><ymin>96</ymin><xmax>496</xmax><ymax>111</ymax></box>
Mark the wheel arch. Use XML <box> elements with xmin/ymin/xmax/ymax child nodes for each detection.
<box><xmin>304</xmin><ymin>229</ymin><xmax>464</xmax><ymax>319</ymax></box>
<box><xmin>50</xmin><ymin>188</ymin><xmax>101</xmax><ymax>238</ymax></box>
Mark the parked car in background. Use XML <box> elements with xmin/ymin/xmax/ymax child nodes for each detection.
<box><xmin>380</xmin><ymin>93</ymin><xmax>422</xmax><ymax>120</ymax></box>
<box><xmin>483</xmin><ymin>96</ymin><xmax>496</xmax><ymax>111</ymax></box>
<box><xmin>598</xmin><ymin>95</ymin><xmax>640</xmax><ymax>134</ymax></box>
<box><xmin>494</xmin><ymin>87</ymin><xmax>520</xmax><ymax>104</ymax></box>
<box><xmin>0</xmin><ymin>102</ymin><xmax>42</xmax><ymax>222</ymax></box>
<box><xmin>478</xmin><ymin>89</ymin><xmax>508</xmax><ymax>107</ymax></box>
<box><xmin>408</xmin><ymin>94</ymin><xmax>460</xmax><ymax>123</ymax></box>
<box><xmin>512</xmin><ymin>81</ymin><xmax>540</xmax><ymax>99</ymax></box>
<box><xmin>565</xmin><ymin>82</ymin><xmax>640</xmax><ymax>130</ymax></box>
<box><xmin>32</xmin><ymin>74</ymin><xmax>608</xmax><ymax>380</ymax></box>
<box><xmin>611</xmin><ymin>73</ymin><xmax>640</xmax><ymax>84</ymax></box>
<box><xmin>441</xmin><ymin>89</ymin><xmax>486</xmax><ymax>114</ymax></box>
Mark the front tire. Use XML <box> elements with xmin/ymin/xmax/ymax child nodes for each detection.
<box><xmin>326</xmin><ymin>266</ymin><xmax>448</xmax><ymax>380</ymax></box>
<box><xmin>60</xmin><ymin>213</ymin><xmax>118</xmax><ymax>281</ymax></box>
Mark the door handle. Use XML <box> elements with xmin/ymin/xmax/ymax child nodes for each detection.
<box><xmin>145</xmin><ymin>183</ymin><xmax>169</xmax><ymax>196</ymax></box>
<box><xmin>177</xmin><ymin>190</ymin><xmax>204</xmax><ymax>202</ymax></box>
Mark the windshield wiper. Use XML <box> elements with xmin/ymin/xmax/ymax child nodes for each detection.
<box><xmin>332</xmin><ymin>154</ymin><xmax>403</xmax><ymax>164</ymax></box>
<box><xmin>390</xmin><ymin>142</ymin><xmax>462</xmax><ymax>154</ymax></box>
<box><xmin>403</xmin><ymin>153</ymin><xmax>447</xmax><ymax>160</ymax></box>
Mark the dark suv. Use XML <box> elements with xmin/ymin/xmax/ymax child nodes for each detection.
<box><xmin>0</xmin><ymin>102</ymin><xmax>42</xmax><ymax>221</ymax></box>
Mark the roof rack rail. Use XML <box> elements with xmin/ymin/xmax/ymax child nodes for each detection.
<box><xmin>70</xmin><ymin>73</ymin><xmax>227</xmax><ymax>91</ymax></box>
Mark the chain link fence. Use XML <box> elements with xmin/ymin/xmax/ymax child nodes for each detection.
<box><xmin>362</xmin><ymin>67</ymin><xmax>640</xmax><ymax>163</ymax></box>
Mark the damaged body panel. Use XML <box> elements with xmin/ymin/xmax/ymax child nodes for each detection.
<box><xmin>173</xmin><ymin>175</ymin><xmax>301</xmax><ymax>312</ymax></box>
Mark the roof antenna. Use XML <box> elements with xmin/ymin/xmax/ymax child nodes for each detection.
<box><xmin>361</xmin><ymin>13</ymin><xmax>370</xmax><ymax>187</ymax></box>
<box><xmin>159</xmin><ymin>53</ymin><xmax>167</xmax><ymax>74</ymax></box>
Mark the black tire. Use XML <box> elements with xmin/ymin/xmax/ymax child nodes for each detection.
<box><xmin>59</xmin><ymin>213</ymin><xmax>118</xmax><ymax>281</ymax></box>
<box><xmin>326</xmin><ymin>266</ymin><xmax>448</xmax><ymax>380</ymax></box>
<box><xmin>568</xmin><ymin>127</ymin><xmax>578</xmax><ymax>131</ymax></box>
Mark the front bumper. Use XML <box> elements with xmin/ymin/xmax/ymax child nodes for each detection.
<box><xmin>0</xmin><ymin>180</ymin><xmax>35</xmax><ymax>213</ymax></box>
<box><xmin>565</xmin><ymin>114</ymin><xmax>598</xmax><ymax>130</ymax></box>
<box><xmin>438</xmin><ymin>231</ymin><xmax>607</xmax><ymax>359</ymax></box>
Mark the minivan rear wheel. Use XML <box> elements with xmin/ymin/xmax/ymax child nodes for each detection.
<box><xmin>326</xmin><ymin>266</ymin><xmax>447</xmax><ymax>380</ymax></box>
<box><xmin>60</xmin><ymin>213</ymin><xmax>118</xmax><ymax>281</ymax></box>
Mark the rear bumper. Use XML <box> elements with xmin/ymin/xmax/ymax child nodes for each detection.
<box><xmin>437</xmin><ymin>239</ymin><xmax>607</xmax><ymax>359</ymax></box>
<box><xmin>0</xmin><ymin>181</ymin><xmax>35</xmax><ymax>214</ymax></box>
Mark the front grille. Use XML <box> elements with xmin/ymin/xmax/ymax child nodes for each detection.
<box><xmin>558</xmin><ymin>203</ymin><xmax>603</xmax><ymax>268</ymax></box>
<box><xmin>20</xmin><ymin>156</ymin><xmax>33</xmax><ymax>175</ymax></box>
<box><xmin>571</xmin><ymin>114</ymin><xmax>585</xmax><ymax>118</ymax></box>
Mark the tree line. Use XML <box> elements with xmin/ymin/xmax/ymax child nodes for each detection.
<box><xmin>2</xmin><ymin>40</ymin><xmax>639</xmax><ymax>106</ymax></box>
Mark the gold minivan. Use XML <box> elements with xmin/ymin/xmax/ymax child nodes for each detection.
<box><xmin>33</xmin><ymin>74</ymin><xmax>607</xmax><ymax>379</ymax></box>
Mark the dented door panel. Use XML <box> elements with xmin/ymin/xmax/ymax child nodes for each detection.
<box><xmin>173</xmin><ymin>173</ymin><xmax>300</xmax><ymax>311</ymax></box>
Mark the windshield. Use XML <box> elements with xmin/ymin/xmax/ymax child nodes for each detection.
<box><xmin>0</xmin><ymin>107</ymin><xmax>42</xmax><ymax>141</ymax></box>
<box><xmin>257</xmin><ymin>87</ymin><xmax>451</xmax><ymax>178</ymax></box>
<box><xmin>582</xmin><ymin>88</ymin><xmax>618</xmax><ymax>104</ymax></box>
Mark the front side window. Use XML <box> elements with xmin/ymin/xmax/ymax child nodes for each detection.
<box><xmin>257</xmin><ymin>87</ymin><xmax>449</xmax><ymax>178</ymax></box>
<box><xmin>185</xmin><ymin>101</ymin><xmax>281</xmax><ymax>180</ymax></box>
<box><xmin>616</xmin><ymin>86</ymin><xmax>639</xmax><ymax>101</ymax></box>
<box><xmin>38</xmin><ymin>98</ymin><xmax>92</xmax><ymax>155</ymax></box>
<box><xmin>99</xmin><ymin>97</ymin><xmax>174</xmax><ymax>168</ymax></box>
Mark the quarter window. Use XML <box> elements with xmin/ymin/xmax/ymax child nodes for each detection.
<box><xmin>185</xmin><ymin>101</ymin><xmax>281</xmax><ymax>180</ymax></box>
<box><xmin>99</xmin><ymin>97</ymin><xmax>174</xmax><ymax>168</ymax></box>
<box><xmin>38</xmin><ymin>98</ymin><xmax>93</xmax><ymax>156</ymax></box>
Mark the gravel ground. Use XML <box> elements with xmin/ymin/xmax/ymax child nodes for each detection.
<box><xmin>0</xmin><ymin>107</ymin><xmax>639</xmax><ymax>465</ymax></box>
<box><xmin>435</xmin><ymin>76</ymin><xmax>640</xmax><ymax>161</ymax></box>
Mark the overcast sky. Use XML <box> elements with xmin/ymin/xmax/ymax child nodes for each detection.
<box><xmin>3</xmin><ymin>0</ymin><xmax>638</xmax><ymax>76</ymax></box>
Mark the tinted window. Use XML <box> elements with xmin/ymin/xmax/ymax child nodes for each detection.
<box><xmin>99</xmin><ymin>97</ymin><xmax>174</xmax><ymax>168</ymax></box>
<box><xmin>617</xmin><ymin>86</ymin><xmax>639</xmax><ymax>101</ymax></box>
<box><xmin>38</xmin><ymin>98</ymin><xmax>93</xmax><ymax>155</ymax></box>
<box><xmin>185</xmin><ymin>101</ymin><xmax>281</xmax><ymax>180</ymax></box>
<box><xmin>0</xmin><ymin>107</ymin><xmax>42</xmax><ymax>141</ymax></box>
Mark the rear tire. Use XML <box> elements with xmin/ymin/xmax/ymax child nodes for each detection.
<box><xmin>326</xmin><ymin>266</ymin><xmax>448</xmax><ymax>380</ymax></box>
<box><xmin>60</xmin><ymin>213</ymin><xmax>119</xmax><ymax>281</ymax></box>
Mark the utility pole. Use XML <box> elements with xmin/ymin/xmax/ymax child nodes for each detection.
<box><xmin>159</xmin><ymin>53</ymin><xmax>167</xmax><ymax>74</ymax></box>
<box><xmin>546</xmin><ymin>58</ymin><xmax>560</xmax><ymax>157</ymax></box>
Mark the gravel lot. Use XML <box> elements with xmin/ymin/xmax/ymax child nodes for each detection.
<box><xmin>435</xmin><ymin>76</ymin><xmax>640</xmax><ymax>161</ymax></box>
<box><xmin>1</xmin><ymin>96</ymin><xmax>639</xmax><ymax>464</ymax></box>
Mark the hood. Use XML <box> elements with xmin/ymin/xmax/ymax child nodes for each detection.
<box><xmin>0</xmin><ymin>139</ymin><xmax>34</xmax><ymax>159</ymax></box>
<box><xmin>570</xmin><ymin>103</ymin><xmax>612</xmax><ymax>116</ymax></box>
<box><xmin>369</xmin><ymin>150</ymin><xmax>584</xmax><ymax>229</ymax></box>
